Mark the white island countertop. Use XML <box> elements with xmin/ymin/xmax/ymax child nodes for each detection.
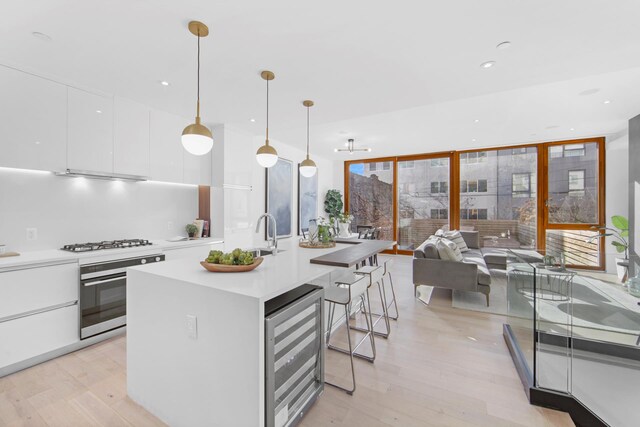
<box><xmin>129</xmin><ymin>239</ymin><xmax>349</xmax><ymax>302</ymax></box>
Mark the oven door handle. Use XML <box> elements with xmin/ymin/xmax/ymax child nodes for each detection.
<box><xmin>82</xmin><ymin>276</ymin><xmax>125</xmax><ymax>287</ymax></box>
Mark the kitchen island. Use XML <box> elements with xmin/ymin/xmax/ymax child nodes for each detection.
<box><xmin>126</xmin><ymin>239</ymin><xmax>394</xmax><ymax>427</ymax></box>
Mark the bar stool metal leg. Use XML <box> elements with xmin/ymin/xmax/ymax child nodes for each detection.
<box><xmin>351</xmin><ymin>266</ymin><xmax>391</xmax><ymax>339</ymax></box>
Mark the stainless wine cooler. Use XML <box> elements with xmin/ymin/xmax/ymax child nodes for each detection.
<box><xmin>265</xmin><ymin>284</ymin><xmax>324</xmax><ymax>427</ymax></box>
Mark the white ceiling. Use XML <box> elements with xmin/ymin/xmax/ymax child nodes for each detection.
<box><xmin>2</xmin><ymin>0</ymin><xmax>640</xmax><ymax>158</ymax></box>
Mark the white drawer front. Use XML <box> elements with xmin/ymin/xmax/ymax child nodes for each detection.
<box><xmin>0</xmin><ymin>304</ymin><xmax>79</xmax><ymax>368</ymax></box>
<box><xmin>0</xmin><ymin>263</ymin><xmax>79</xmax><ymax>319</ymax></box>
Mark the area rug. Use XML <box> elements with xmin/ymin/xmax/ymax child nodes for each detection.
<box><xmin>451</xmin><ymin>269</ymin><xmax>509</xmax><ymax>316</ymax></box>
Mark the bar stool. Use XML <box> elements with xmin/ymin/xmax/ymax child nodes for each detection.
<box><xmin>325</xmin><ymin>271</ymin><xmax>376</xmax><ymax>395</ymax></box>
<box><xmin>353</xmin><ymin>265</ymin><xmax>391</xmax><ymax>338</ymax></box>
<box><xmin>380</xmin><ymin>259</ymin><xmax>398</xmax><ymax>320</ymax></box>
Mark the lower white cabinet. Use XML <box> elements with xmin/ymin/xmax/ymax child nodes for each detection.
<box><xmin>0</xmin><ymin>262</ymin><xmax>79</xmax><ymax>319</ymax></box>
<box><xmin>163</xmin><ymin>243</ymin><xmax>225</xmax><ymax>261</ymax></box>
<box><xmin>0</xmin><ymin>304</ymin><xmax>78</xmax><ymax>368</ymax></box>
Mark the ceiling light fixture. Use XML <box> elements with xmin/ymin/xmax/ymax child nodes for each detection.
<box><xmin>335</xmin><ymin>138</ymin><xmax>371</xmax><ymax>154</ymax></box>
<box><xmin>181</xmin><ymin>21</ymin><xmax>213</xmax><ymax>156</ymax></box>
<box><xmin>480</xmin><ymin>61</ymin><xmax>496</xmax><ymax>69</ymax></box>
<box><xmin>160</xmin><ymin>81</ymin><xmax>170</xmax><ymax>86</ymax></box>
<box><xmin>250</xmin><ymin>118</ymin><xmax>256</xmax><ymax>122</ymax></box>
<box><xmin>604</xmin><ymin>100</ymin><xmax>611</xmax><ymax>104</ymax></box>
<box><xmin>95</xmin><ymin>110</ymin><xmax>102</xmax><ymax>114</ymax></box>
<box><xmin>256</xmin><ymin>71</ymin><xmax>278</xmax><ymax>168</ymax></box>
<box><xmin>474</xmin><ymin>119</ymin><xmax>480</xmax><ymax>123</ymax></box>
<box><xmin>496</xmin><ymin>41</ymin><xmax>511</xmax><ymax>50</ymax></box>
<box><xmin>32</xmin><ymin>31</ymin><xmax>52</xmax><ymax>41</ymax></box>
<box><xmin>299</xmin><ymin>100</ymin><xmax>317</xmax><ymax>178</ymax></box>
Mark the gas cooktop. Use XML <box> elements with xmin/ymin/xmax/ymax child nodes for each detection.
<box><xmin>61</xmin><ymin>239</ymin><xmax>153</xmax><ymax>252</ymax></box>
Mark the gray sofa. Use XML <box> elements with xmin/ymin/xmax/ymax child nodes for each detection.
<box><xmin>412</xmin><ymin>231</ymin><xmax>496</xmax><ymax>306</ymax></box>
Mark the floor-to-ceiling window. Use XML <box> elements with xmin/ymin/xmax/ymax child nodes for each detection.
<box><xmin>543</xmin><ymin>140</ymin><xmax>605</xmax><ymax>268</ymax></box>
<box><xmin>344</xmin><ymin>138</ymin><xmax>605</xmax><ymax>268</ymax></box>
<box><xmin>397</xmin><ymin>155</ymin><xmax>451</xmax><ymax>251</ymax></box>
<box><xmin>459</xmin><ymin>146</ymin><xmax>538</xmax><ymax>250</ymax></box>
<box><xmin>347</xmin><ymin>159</ymin><xmax>395</xmax><ymax>241</ymax></box>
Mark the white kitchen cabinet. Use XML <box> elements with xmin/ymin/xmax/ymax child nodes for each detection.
<box><xmin>184</xmin><ymin>149</ymin><xmax>212</xmax><ymax>185</ymax></box>
<box><xmin>223</xmin><ymin>126</ymin><xmax>254</xmax><ymax>186</ymax></box>
<box><xmin>0</xmin><ymin>262</ymin><xmax>79</xmax><ymax>319</ymax></box>
<box><xmin>0</xmin><ymin>304</ymin><xmax>78</xmax><ymax>368</ymax></box>
<box><xmin>114</xmin><ymin>97</ymin><xmax>150</xmax><ymax>177</ymax></box>
<box><xmin>162</xmin><ymin>242</ymin><xmax>224</xmax><ymax>261</ymax></box>
<box><xmin>150</xmin><ymin>109</ymin><xmax>187</xmax><ymax>183</ymax></box>
<box><xmin>0</xmin><ymin>66</ymin><xmax>67</xmax><ymax>171</ymax></box>
<box><xmin>67</xmin><ymin>87</ymin><xmax>114</xmax><ymax>173</ymax></box>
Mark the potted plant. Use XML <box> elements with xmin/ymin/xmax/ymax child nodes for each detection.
<box><xmin>324</xmin><ymin>189</ymin><xmax>343</xmax><ymax>233</ymax></box>
<box><xmin>186</xmin><ymin>223</ymin><xmax>198</xmax><ymax>239</ymax></box>
<box><xmin>316</xmin><ymin>217</ymin><xmax>333</xmax><ymax>244</ymax></box>
<box><xmin>336</xmin><ymin>212</ymin><xmax>354</xmax><ymax>238</ymax></box>
<box><xmin>589</xmin><ymin>215</ymin><xmax>629</xmax><ymax>281</ymax></box>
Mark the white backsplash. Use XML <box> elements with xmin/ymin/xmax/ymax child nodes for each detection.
<box><xmin>0</xmin><ymin>167</ymin><xmax>198</xmax><ymax>252</ymax></box>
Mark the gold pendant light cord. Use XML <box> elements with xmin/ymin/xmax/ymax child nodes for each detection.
<box><xmin>196</xmin><ymin>29</ymin><xmax>201</xmax><ymax>120</ymax></box>
<box><xmin>306</xmin><ymin>105</ymin><xmax>310</xmax><ymax>159</ymax></box>
<box><xmin>265</xmin><ymin>78</ymin><xmax>270</xmax><ymax>145</ymax></box>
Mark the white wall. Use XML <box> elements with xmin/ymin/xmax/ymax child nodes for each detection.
<box><xmin>208</xmin><ymin>125</ymin><xmax>339</xmax><ymax>250</ymax></box>
<box><xmin>605</xmin><ymin>133</ymin><xmax>630</xmax><ymax>273</ymax></box>
<box><xmin>0</xmin><ymin>167</ymin><xmax>198</xmax><ymax>252</ymax></box>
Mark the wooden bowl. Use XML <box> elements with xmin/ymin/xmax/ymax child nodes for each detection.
<box><xmin>199</xmin><ymin>257</ymin><xmax>264</xmax><ymax>273</ymax></box>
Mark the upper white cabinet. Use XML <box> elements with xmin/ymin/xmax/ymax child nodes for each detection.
<box><xmin>150</xmin><ymin>109</ymin><xmax>187</xmax><ymax>183</ymax></box>
<box><xmin>184</xmin><ymin>150</ymin><xmax>212</xmax><ymax>185</ymax></box>
<box><xmin>223</xmin><ymin>126</ymin><xmax>254</xmax><ymax>186</ymax></box>
<box><xmin>67</xmin><ymin>87</ymin><xmax>114</xmax><ymax>173</ymax></box>
<box><xmin>114</xmin><ymin>97</ymin><xmax>150</xmax><ymax>177</ymax></box>
<box><xmin>0</xmin><ymin>66</ymin><xmax>67</xmax><ymax>171</ymax></box>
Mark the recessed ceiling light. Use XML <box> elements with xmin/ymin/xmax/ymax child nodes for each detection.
<box><xmin>496</xmin><ymin>41</ymin><xmax>511</xmax><ymax>50</ymax></box>
<box><xmin>480</xmin><ymin>61</ymin><xmax>496</xmax><ymax>69</ymax></box>
<box><xmin>344</xmin><ymin>142</ymin><xmax>349</xmax><ymax>147</ymax></box>
<box><xmin>333</xmin><ymin>148</ymin><xmax>339</xmax><ymax>152</ymax></box>
<box><xmin>570</xmin><ymin>128</ymin><xmax>575</xmax><ymax>131</ymax></box>
<box><xmin>34</xmin><ymin>141</ymin><xmax>41</xmax><ymax>145</ymax></box>
<box><xmin>250</xmin><ymin>118</ymin><xmax>256</xmax><ymax>122</ymax></box>
<box><xmin>366</xmin><ymin>148</ymin><xmax>372</xmax><ymax>152</ymax></box>
<box><xmin>32</xmin><ymin>31</ymin><xmax>52</xmax><ymax>42</ymax></box>
<box><xmin>474</xmin><ymin>119</ymin><xmax>480</xmax><ymax>123</ymax></box>
<box><xmin>159</xmin><ymin>81</ymin><xmax>170</xmax><ymax>86</ymax></box>
<box><xmin>472</xmin><ymin>138</ymin><xmax>477</xmax><ymax>142</ymax></box>
<box><xmin>604</xmin><ymin>100</ymin><xmax>611</xmax><ymax>104</ymax></box>
<box><xmin>96</xmin><ymin>110</ymin><xmax>102</xmax><ymax>114</ymax></box>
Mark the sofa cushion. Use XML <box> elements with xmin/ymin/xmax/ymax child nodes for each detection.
<box><xmin>460</xmin><ymin>231</ymin><xmax>480</xmax><ymax>249</ymax></box>
<box><xmin>438</xmin><ymin>230</ymin><xmax>469</xmax><ymax>252</ymax></box>
<box><xmin>481</xmin><ymin>248</ymin><xmax>507</xmax><ymax>268</ymax></box>
<box><xmin>436</xmin><ymin>238</ymin><xmax>463</xmax><ymax>262</ymax></box>
<box><xmin>414</xmin><ymin>237</ymin><xmax>440</xmax><ymax>259</ymax></box>
<box><xmin>461</xmin><ymin>252</ymin><xmax>492</xmax><ymax>286</ymax></box>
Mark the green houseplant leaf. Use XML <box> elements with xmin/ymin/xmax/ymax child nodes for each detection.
<box><xmin>611</xmin><ymin>241</ymin><xmax>627</xmax><ymax>253</ymax></box>
<box><xmin>611</xmin><ymin>215</ymin><xmax>628</xmax><ymax>231</ymax></box>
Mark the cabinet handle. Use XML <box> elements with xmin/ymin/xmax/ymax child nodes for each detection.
<box><xmin>0</xmin><ymin>300</ymin><xmax>77</xmax><ymax>323</ymax></box>
<box><xmin>83</xmin><ymin>276</ymin><xmax>125</xmax><ymax>287</ymax></box>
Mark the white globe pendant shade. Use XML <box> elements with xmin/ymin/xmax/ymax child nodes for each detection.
<box><xmin>299</xmin><ymin>158</ymin><xmax>317</xmax><ymax>177</ymax></box>
<box><xmin>181</xmin><ymin>122</ymin><xmax>213</xmax><ymax>156</ymax></box>
<box><xmin>256</xmin><ymin>142</ymin><xmax>278</xmax><ymax>168</ymax></box>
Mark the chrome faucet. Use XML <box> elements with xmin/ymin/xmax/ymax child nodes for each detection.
<box><xmin>256</xmin><ymin>213</ymin><xmax>278</xmax><ymax>254</ymax></box>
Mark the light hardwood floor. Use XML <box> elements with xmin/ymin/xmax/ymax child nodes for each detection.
<box><xmin>0</xmin><ymin>255</ymin><xmax>574</xmax><ymax>427</ymax></box>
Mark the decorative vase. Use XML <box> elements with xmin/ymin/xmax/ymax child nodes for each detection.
<box><xmin>338</xmin><ymin>222</ymin><xmax>351</xmax><ymax>238</ymax></box>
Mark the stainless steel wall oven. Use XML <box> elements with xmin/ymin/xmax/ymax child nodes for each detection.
<box><xmin>80</xmin><ymin>254</ymin><xmax>164</xmax><ymax>339</ymax></box>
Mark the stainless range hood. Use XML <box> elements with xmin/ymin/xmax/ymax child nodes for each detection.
<box><xmin>55</xmin><ymin>169</ymin><xmax>148</xmax><ymax>182</ymax></box>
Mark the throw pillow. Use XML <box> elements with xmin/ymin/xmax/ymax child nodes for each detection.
<box><xmin>444</xmin><ymin>230</ymin><xmax>469</xmax><ymax>253</ymax></box>
<box><xmin>435</xmin><ymin>238</ymin><xmax>464</xmax><ymax>262</ymax></box>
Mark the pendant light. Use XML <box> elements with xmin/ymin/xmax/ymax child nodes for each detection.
<box><xmin>256</xmin><ymin>71</ymin><xmax>278</xmax><ymax>168</ymax></box>
<box><xmin>181</xmin><ymin>21</ymin><xmax>213</xmax><ymax>156</ymax></box>
<box><xmin>299</xmin><ymin>100</ymin><xmax>317</xmax><ymax>177</ymax></box>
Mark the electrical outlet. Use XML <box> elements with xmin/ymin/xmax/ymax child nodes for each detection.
<box><xmin>186</xmin><ymin>314</ymin><xmax>197</xmax><ymax>339</ymax></box>
<box><xmin>26</xmin><ymin>228</ymin><xmax>38</xmax><ymax>241</ymax></box>
<box><xmin>168</xmin><ymin>221</ymin><xmax>174</xmax><ymax>230</ymax></box>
